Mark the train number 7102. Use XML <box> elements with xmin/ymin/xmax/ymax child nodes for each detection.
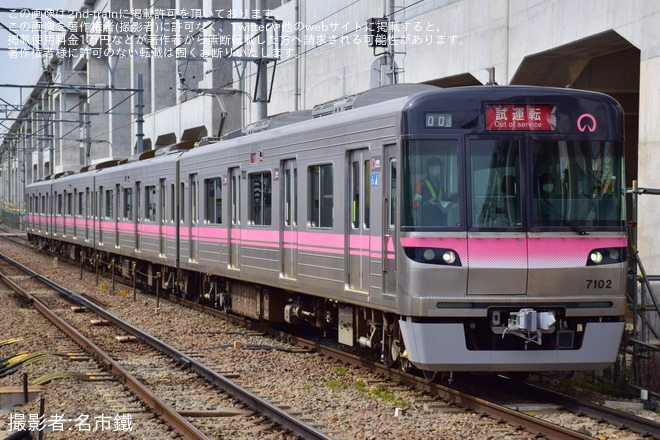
<box><xmin>586</xmin><ymin>279</ymin><xmax>612</xmax><ymax>289</ymax></box>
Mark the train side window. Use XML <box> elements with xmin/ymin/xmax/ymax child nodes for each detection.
<box><xmin>249</xmin><ymin>172</ymin><xmax>272</xmax><ymax>226</ymax></box>
<box><xmin>309</xmin><ymin>164</ymin><xmax>333</xmax><ymax>228</ymax></box>
<box><xmin>123</xmin><ymin>188</ymin><xmax>133</xmax><ymax>220</ymax></box>
<box><xmin>146</xmin><ymin>185</ymin><xmax>156</xmax><ymax>221</ymax></box>
<box><xmin>204</xmin><ymin>178</ymin><xmax>222</xmax><ymax>224</ymax></box>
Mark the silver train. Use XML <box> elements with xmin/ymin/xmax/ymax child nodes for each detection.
<box><xmin>26</xmin><ymin>84</ymin><xmax>628</xmax><ymax>373</ymax></box>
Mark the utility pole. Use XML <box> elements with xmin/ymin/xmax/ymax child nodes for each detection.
<box><xmin>255</xmin><ymin>0</ymin><xmax>268</xmax><ymax>121</ymax></box>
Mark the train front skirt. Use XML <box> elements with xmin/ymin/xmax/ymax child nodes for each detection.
<box><xmin>399</xmin><ymin>320</ymin><xmax>625</xmax><ymax>372</ymax></box>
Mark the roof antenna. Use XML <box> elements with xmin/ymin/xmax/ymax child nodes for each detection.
<box><xmin>485</xmin><ymin>67</ymin><xmax>498</xmax><ymax>85</ymax></box>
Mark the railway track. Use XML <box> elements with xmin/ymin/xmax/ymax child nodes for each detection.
<box><xmin>1</xmin><ymin>234</ymin><xmax>659</xmax><ymax>439</ymax></box>
<box><xmin>0</xmin><ymin>252</ymin><xmax>331</xmax><ymax>440</ymax></box>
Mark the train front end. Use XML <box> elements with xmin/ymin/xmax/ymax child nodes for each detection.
<box><xmin>396</xmin><ymin>86</ymin><xmax>627</xmax><ymax>372</ymax></box>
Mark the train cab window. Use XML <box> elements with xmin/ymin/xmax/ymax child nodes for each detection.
<box><xmin>403</xmin><ymin>140</ymin><xmax>459</xmax><ymax>228</ymax></box>
<box><xmin>146</xmin><ymin>185</ymin><xmax>156</xmax><ymax>221</ymax></box>
<box><xmin>309</xmin><ymin>164</ymin><xmax>333</xmax><ymax>228</ymax></box>
<box><xmin>204</xmin><ymin>178</ymin><xmax>222</xmax><ymax>224</ymax></box>
<box><xmin>470</xmin><ymin>139</ymin><xmax>521</xmax><ymax>228</ymax></box>
<box><xmin>249</xmin><ymin>172</ymin><xmax>272</xmax><ymax>226</ymax></box>
<box><xmin>123</xmin><ymin>188</ymin><xmax>133</xmax><ymax>220</ymax></box>
<box><xmin>531</xmin><ymin>140</ymin><xmax>624</xmax><ymax>229</ymax></box>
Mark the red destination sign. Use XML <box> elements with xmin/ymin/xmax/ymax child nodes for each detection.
<box><xmin>485</xmin><ymin>104</ymin><xmax>556</xmax><ymax>131</ymax></box>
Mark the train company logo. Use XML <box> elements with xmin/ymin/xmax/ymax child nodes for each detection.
<box><xmin>577</xmin><ymin>114</ymin><xmax>597</xmax><ymax>132</ymax></box>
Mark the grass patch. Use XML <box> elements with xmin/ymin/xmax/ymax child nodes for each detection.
<box><xmin>354</xmin><ymin>380</ymin><xmax>407</xmax><ymax>406</ymax></box>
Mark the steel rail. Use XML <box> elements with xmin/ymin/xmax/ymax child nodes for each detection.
<box><xmin>158</xmin><ymin>288</ymin><xmax>598</xmax><ymax>440</ymax></box>
<box><xmin>0</xmin><ymin>252</ymin><xmax>333</xmax><ymax>440</ymax></box>
<box><xmin>0</xmin><ymin>270</ymin><xmax>210</xmax><ymax>440</ymax></box>
<box><xmin>522</xmin><ymin>382</ymin><xmax>660</xmax><ymax>439</ymax></box>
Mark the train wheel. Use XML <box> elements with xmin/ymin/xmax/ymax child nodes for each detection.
<box><xmin>400</xmin><ymin>357</ymin><xmax>412</xmax><ymax>374</ymax></box>
<box><xmin>422</xmin><ymin>370</ymin><xmax>438</xmax><ymax>382</ymax></box>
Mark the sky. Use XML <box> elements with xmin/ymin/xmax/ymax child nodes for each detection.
<box><xmin>0</xmin><ymin>0</ymin><xmax>71</xmax><ymax>109</ymax></box>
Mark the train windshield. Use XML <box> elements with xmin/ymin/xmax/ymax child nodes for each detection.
<box><xmin>402</xmin><ymin>139</ymin><xmax>461</xmax><ymax>227</ymax></box>
<box><xmin>531</xmin><ymin>140</ymin><xmax>624</xmax><ymax>229</ymax></box>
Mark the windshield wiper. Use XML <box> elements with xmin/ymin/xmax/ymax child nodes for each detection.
<box><xmin>540</xmin><ymin>198</ymin><xmax>589</xmax><ymax>235</ymax></box>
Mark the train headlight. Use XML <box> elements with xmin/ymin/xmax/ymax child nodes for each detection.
<box><xmin>442</xmin><ymin>251</ymin><xmax>456</xmax><ymax>264</ymax></box>
<box><xmin>589</xmin><ymin>251</ymin><xmax>603</xmax><ymax>264</ymax></box>
<box><xmin>609</xmin><ymin>249</ymin><xmax>620</xmax><ymax>261</ymax></box>
<box><xmin>423</xmin><ymin>249</ymin><xmax>436</xmax><ymax>261</ymax></box>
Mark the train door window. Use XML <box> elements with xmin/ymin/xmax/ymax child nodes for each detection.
<box><xmin>106</xmin><ymin>189</ymin><xmax>114</xmax><ymax>219</ymax></box>
<box><xmin>284</xmin><ymin>168</ymin><xmax>297</xmax><ymax>227</ymax></box>
<box><xmin>57</xmin><ymin>192</ymin><xmax>62</xmax><ymax>215</ymax></box>
<box><xmin>351</xmin><ymin>162</ymin><xmax>360</xmax><ymax>228</ymax></box>
<box><xmin>389</xmin><ymin>158</ymin><xmax>396</xmax><ymax>229</ymax></box>
<box><xmin>180</xmin><ymin>182</ymin><xmax>185</xmax><ymax>223</ymax></box>
<box><xmin>190</xmin><ymin>174</ymin><xmax>198</xmax><ymax>223</ymax></box>
<box><xmin>99</xmin><ymin>188</ymin><xmax>104</xmax><ymax>219</ymax></box>
<box><xmin>85</xmin><ymin>189</ymin><xmax>90</xmax><ymax>218</ymax></box>
<box><xmin>204</xmin><ymin>178</ymin><xmax>222</xmax><ymax>224</ymax></box>
<box><xmin>123</xmin><ymin>187</ymin><xmax>133</xmax><ymax>220</ymax></box>
<box><xmin>170</xmin><ymin>184</ymin><xmax>175</xmax><ymax>222</ymax></box>
<box><xmin>77</xmin><ymin>191</ymin><xmax>83</xmax><ymax>218</ymax></box>
<box><xmin>309</xmin><ymin>164</ymin><xmax>333</xmax><ymax>228</ymax></box>
<box><xmin>160</xmin><ymin>180</ymin><xmax>166</xmax><ymax>223</ymax></box>
<box><xmin>249</xmin><ymin>172</ymin><xmax>271</xmax><ymax>226</ymax></box>
<box><xmin>67</xmin><ymin>192</ymin><xmax>73</xmax><ymax>217</ymax></box>
<box><xmin>231</xmin><ymin>172</ymin><xmax>240</xmax><ymax>225</ymax></box>
<box><xmin>469</xmin><ymin>139</ymin><xmax>521</xmax><ymax>228</ymax></box>
<box><xmin>403</xmin><ymin>139</ymin><xmax>460</xmax><ymax>228</ymax></box>
<box><xmin>146</xmin><ymin>185</ymin><xmax>156</xmax><ymax>221</ymax></box>
<box><xmin>364</xmin><ymin>160</ymin><xmax>370</xmax><ymax>229</ymax></box>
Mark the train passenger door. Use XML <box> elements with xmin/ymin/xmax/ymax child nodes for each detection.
<box><xmin>383</xmin><ymin>145</ymin><xmax>397</xmax><ymax>298</ymax></box>
<box><xmin>115</xmin><ymin>184</ymin><xmax>120</xmax><ymax>246</ymax></box>
<box><xmin>98</xmin><ymin>187</ymin><xmax>103</xmax><ymax>244</ymax></box>
<box><xmin>467</xmin><ymin>138</ymin><xmax>527</xmax><ymax>295</ymax></box>
<box><xmin>85</xmin><ymin>188</ymin><xmax>90</xmax><ymax>242</ymax></box>
<box><xmin>189</xmin><ymin>174</ymin><xmax>199</xmax><ymax>262</ymax></box>
<box><xmin>347</xmin><ymin>149</ymin><xmax>371</xmax><ymax>293</ymax></box>
<box><xmin>281</xmin><ymin>159</ymin><xmax>298</xmax><ymax>280</ymax></box>
<box><xmin>228</xmin><ymin>168</ymin><xmax>241</xmax><ymax>270</ymax></box>
<box><xmin>135</xmin><ymin>182</ymin><xmax>141</xmax><ymax>251</ymax></box>
<box><xmin>158</xmin><ymin>179</ymin><xmax>166</xmax><ymax>256</ymax></box>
